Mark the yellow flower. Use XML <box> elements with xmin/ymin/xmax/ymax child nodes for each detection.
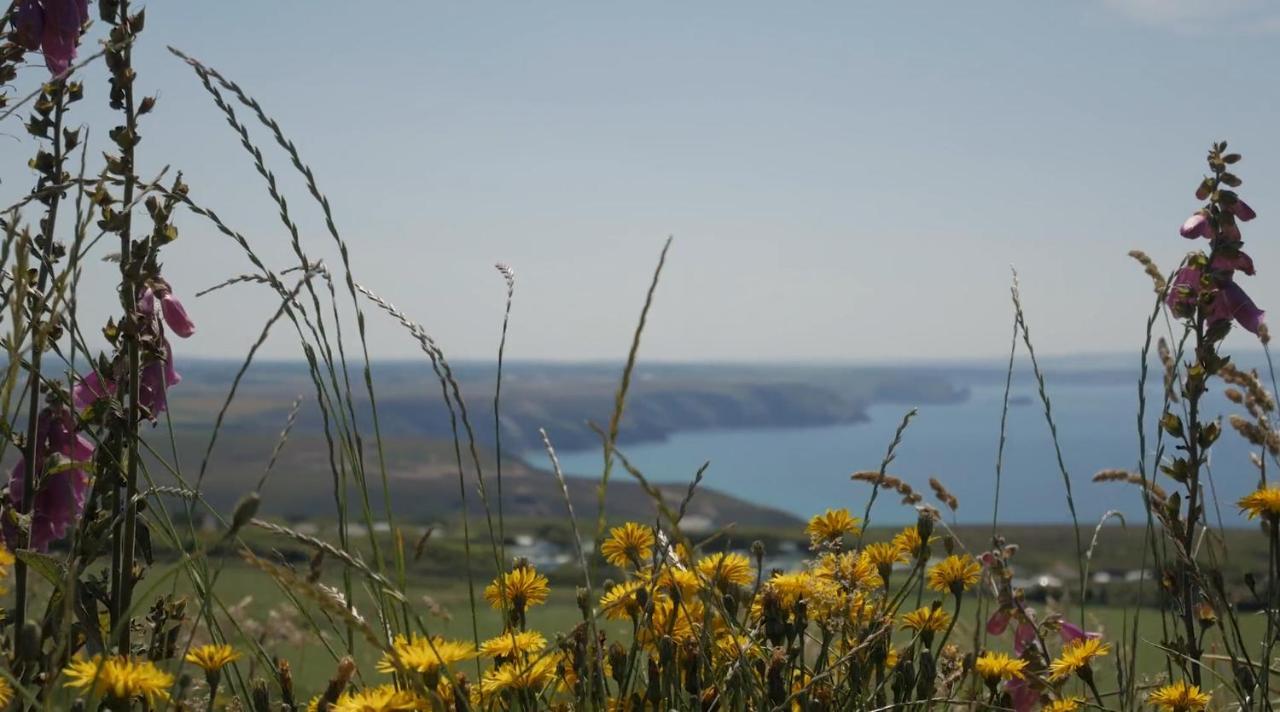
<box><xmin>1148</xmin><ymin>681</ymin><xmax>1211</xmax><ymax>712</ymax></box>
<box><xmin>1044</xmin><ymin>697</ymin><xmax>1085</xmax><ymax>712</ymax></box>
<box><xmin>480</xmin><ymin>630</ymin><xmax>546</xmax><ymax>658</ymax></box>
<box><xmin>900</xmin><ymin>605</ymin><xmax>950</xmax><ymax>633</ymax></box>
<box><xmin>1048</xmin><ymin>638</ymin><xmax>1111</xmax><ymax>681</ymax></box>
<box><xmin>63</xmin><ymin>655</ymin><xmax>174</xmax><ymax>706</ymax></box>
<box><xmin>861</xmin><ymin>542</ymin><xmax>906</xmax><ymax>570</ymax></box>
<box><xmin>184</xmin><ymin>643</ymin><xmax>240</xmax><ymax>675</ymax></box>
<box><xmin>651</xmin><ymin>566</ymin><xmax>701</xmax><ymax>597</ymax></box>
<box><xmin>600</xmin><ymin>580</ymin><xmax>648</xmax><ymax>620</ymax></box>
<box><xmin>484</xmin><ymin>565</ymin><xmax>550</xmax><ymax>611</ymax></box>
<box><xmin>891</xmin><ymin>526</ymin><xmax>928</xmax><ymax>560</ymax></box>
<box><xmin>806</xmin><ymin>508</ymin><xmax>861</xmax><ymax>545</ymax></box>
<box><xmin>332</xmin><ymin>684</ymin><xmax>425</xmax><ymax>712</ymax></box>
<box><xmin>0</xmin><ymin>676</ymin><xmax>11</xmax><ymax>707</ymax></box>
<box><xmin>973</xmin><ymin>651</ymin><xmax>1027</xmax><ymax>682</ymax></box>
<box><xmin>643</xmin><ymin>598</ymin><xmax>707</xmax><ymax>645</ymax></box>
<box><xmin>479</xmin><ymin>656</ymin><xmax>559</xmax><ymax>698</ymax></box>
<box><xmin>815</xmin><ymin>551</ymin><xmax>883</xmax><ymax>589</ymax></box>
<box><xmin>763</xmin><ymin>572</ymin><xmax>815</xmax><ymax>610</ymax></box>
<box><xmin>1239</xmin><ymin>486</ymin><xmax>1280</xmax><ymax>520</ymax></box>
<box><xmin>926</xmin><ymin>554</ymin><xmax>981</xmax><ymax>594</ymax></box>
<box><xmin>697</xmin><ymin>552</ymin><xmax>753</xmax><ymax>589</ymax></box>
<box><xmin>600</xmin><ymin>522</ymin><xmax>655</xmax><ymax>568</ymax></box>
<box><xmin>376</xmin><ymin>634</ymin><xmax>476</xmax><ymax>675</ymax></box>
<box><xmin>0</xmin><ymin>543</ymin><xmax>14</xmax><ymax>594</ymax></box>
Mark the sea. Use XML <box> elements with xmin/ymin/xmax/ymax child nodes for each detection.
<box><xmin>532</xmin><ymin>378</ymin><xmax>1270</xmax><ymax>527</ymax></box>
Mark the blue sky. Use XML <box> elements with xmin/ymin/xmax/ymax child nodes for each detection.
<box><xmin>5</xmin><ymin>0</ymin><xmax>1280</xmax><ymax>361</ymax></box>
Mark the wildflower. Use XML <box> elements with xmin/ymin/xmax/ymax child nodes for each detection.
<box><xmin>891</xmin><ymin>525</ymin><xmax>927</xmax><ymax>560</ymax></box>
<box><xmin>986</xmin><ymin>608</ymin><xmax>1012</xmax><ymax>635</ymax></box>
<box><xmin>63</xmin><ymin>655</ymin><xmax>174</xmax><ymax>707</ymax></box>
<box><xmin>763</xmin><ymin>572</ymin><xmax>814</xmax><ymax>610</ymax></box>
<box><xmin>1179</xmin><ymin>212</ymin><xmax>1213</xmax><ymax>240</ymax></box>
<box><xmin>375</xmin><ymin>634</ymin><xmax>475</xmax><ymax>675</ymax></box>
<box><xmin>652</xmin><ymin>565</ymin><xmax>701</xmax><ymax>597</ymax></box>
<box><xmin>479</xmin><ymin>630</ymin><xmax>546</xmax><ymax>659</ymax></box>
<box><xmin>900</xmin><ymin>605</ymin><xmax>951</xmax><ymax>634</ymax></box>
<box><xmin>152</xmin><ymin>282</ymin><xmax>197</xmax><ymax>338</ymax></box>
<box><xmin>1239</xmin><ymin>485</ymin><xmax>1280</xmax><ymax>520</ymax></box>
<box><xmin>479</xmin><ymin>656</ymin><xmax>558</xmax><ymax>698</ymax></box>
<box><xmin>484</xmin><ymin>565</ymin><xmax>550</xmax><ymax>611</ymax></box>
<box><xmin>185</xmin><ymin>643</ymin><xmax>240</xmax><ymax>674</ymax></box>
<box><xmin>13</xmin><ymin>0</ymin><xmax>89</xmax><ymax>75</ymax></box>
<box><xmin>861</xmin><ymin>542</ymin><xmax>906</xmax><ymax>571</ymax></box>
<box><xmin>599</xmin><ymin>579</ymin><xmax>647</xmax><ymax>620</ymax></box>
<box><xmin>0</xmin><ymin>677</ymin><xmax>11</xmax><ymax>707</ymax></box>
<box><xmin>600</xmin><ymin>522</ymin><xmax>655</xmax><ymax>568</ymax></box>
<box><xmin>0</xmin><ymin>544</ymin><xmax>14</xmax><ymax>594</ymax></box>
<box><xmin>1167</xmin><ymin>266</ymin><xmax>1265</xmax><ymax>335</ymax></box>
<box><xmin>697</xmin><ymin>551</ymin><xmax>753</xmax><ymax>589</ymax></box>
<box><xmin>806</xmin><ymin>508</ymin><xmax>861</xmax><ymax>546</ymax></box>
<box><xmin>815</xmin><ymin>550</ymin><xmax>882</xmax><ymax>589</ymax></box>
<box><xmin>926</xmin><ymin>554</ymin><xmax>981</xmax><ymax>595</ymax></box>
<box><xmin>1044</xmin><ymin>697</ymin><xmax>1084</xmax><ymax>712</ymax></box>
<box><xmin>1047</xmin><ymin>637</ymin><xmax>1110</xmax><ymax>681</ymax></box>
<box><xmin>4</xmin><ymin>405</ymin><xmax>93</xmax><ymax>551</ymax></box>
<box><xmin>331</xmin><ymin>684</ymin><xmax>425</xmax><ymax>712</ymax></box>
<box><xmin>973</xmin><ymin>651</ymin><xmax>1027</xmax><ymax>683</ymax></box>
<box><xmin>1148</xmin><ymin>680</ymin><xmax>1211</xmax><ymax>712</ymax></box>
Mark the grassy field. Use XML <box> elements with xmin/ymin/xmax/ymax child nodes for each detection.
<box><xmin>153</xmin><ymin>556</ymin><xmax>1267</xmax><ymax>698</ymax></box>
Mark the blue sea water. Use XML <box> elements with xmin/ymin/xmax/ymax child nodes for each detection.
<box><xmin>537</xmin><ymin>380</ymin><xmax>1266</xmax><ymax>526</ymax></box>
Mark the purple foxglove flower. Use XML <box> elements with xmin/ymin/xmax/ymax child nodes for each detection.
<box><xmin>986</xmin><ymin>609</ymin><xmax>1011</xmax><ymax>636</ymax></box>
<box><xmin>5</xmin><ymin>406</ymin><xmax>93</xmax><ymax>551</ymax></box>
<box><xmin>1180</xmin><ymin>213</ymin><xmax>1212</xmax><ymax>240</ymax></box>
<box><xmin>1058</xmin><ymin>620</ymin><xmax>1100</xmax><ymax>644</ymax></box>
<box><xmin>1231</xmin><ymin>199</ymin><xmax>1257</xmax><ymax>221</ymax></box>
<box><xmin>1013</xmin><ymin>621</ymin><xmax>1037</xmax><ymax>656</ymax></box>
<box><xmin>16</xmin><ymin>0</ymin><xmax>89</xmax><ymax>75</ymax></box>
<box><xmin>14</xmin><ymin>0</ymin><xmax>45</xmax><ymax>52</ymax></box>
<box><xmin>1211</xmin><ymin>281</ymin><xmax>1265</xmax><ymax>335</ymax></box>
<box><xmin>1212</xmin><ymin>250</ymin><xmax>1255</xmax><ymax>276</ymax></box>
<box><xmin>1005</xmin><ymin>677</ymin><xmax>1039</xmax><ymax>712</ymax></box>
<box><xmin>1165</xmin><ymin>267</ymin><xmax>1201</xmax><ymax>315</ymax></box>
<box><xmin>159</xmin><ymin>292</ymin><xmax>196</xmax><ymax>338</ymax></box>
<box><xmin>72</xmin><ymin>369</ymin><xmax>115</xmax><ymax>410</ymax></box>
<box><xmin>139</xmin><ymin>356</ymin><xmax>181</xmax><ymax>416</ymax></box>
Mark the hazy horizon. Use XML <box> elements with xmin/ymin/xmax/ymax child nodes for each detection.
<box><xmin>5</xmin><ymin>0</ymin><xmax>1279</xmax><ymax>364</ymax></box>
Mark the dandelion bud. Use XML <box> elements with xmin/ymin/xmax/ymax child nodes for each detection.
<box><xmin>251</xmin><ymin>678</ymin><xmax>271</xmax><ymax>712</ymax></box>
<box><xmin>16</xmin><ymin>620</ymin><xmax>39</xmax><ymax>662</ymax></box>
<box><xmin>576</xmin><ymin>586</ymin><xmax>590</xmax><ymax>617</ymax></box>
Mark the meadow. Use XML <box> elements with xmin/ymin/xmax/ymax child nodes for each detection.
<box><xmin>2</xmin><ymin>3</ymin><xmax>1280</xmax><ymax>711</ymax></box>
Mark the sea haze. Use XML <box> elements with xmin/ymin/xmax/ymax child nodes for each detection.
<box><xmin>541</xmin><ymin>370</ymin><xmax>1269</xmax><ymax>527</ymax></box>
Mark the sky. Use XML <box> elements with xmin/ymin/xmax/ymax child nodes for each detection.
<box><xmin>4</xmin><ymin>0</ymin><xmax>1280</xmax><ymax>363</ymax></box>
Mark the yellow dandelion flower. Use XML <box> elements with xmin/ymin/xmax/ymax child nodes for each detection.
<box><xmin>652</xmin><ymin>566</ymin><xmax>701</xmax><ymax>597</ymax></box>
<box><xmin>806</xmin><ymin>508</ymin><xmax>861</xmax><ymax>545</ymax></box>
<box><xmin>600</xmin><ymin>522</ymin><xmax>655</xmax><ymax>568</ymax></box>
<box><xmin>479</xmin><ymin>656</ymin><xmax>559</xmax><ymax>698</ymax></box>
<box><xmin>973</xmin><ymin>651</ymin><xmax>1028</xmax><ymax>682</ymax></box>
<box><xmin>697</xmin><ymin>551</ymin><xmax>753</xmax><ymax>589</ymax></box>
<box><xmin>1239</xmin><ymin>486</ymin><xmax>1280</xmax><ymax>520</ymax></box>
<box><xmin>479</xmin><ymin>630</ymin><xmax>546</xmax><ymax>659</ymax></box>
<box><xmin>643</xmin><ymin>598</ymin><xmax>706</xmax><ymax>645</ymax></box>
<box><xmin>0</xmin><ymin>543</ymin><xmax>13</xmax><ymax>594</ymax></box>
<box><xmin>926</xmin><ymin>554</ymin><xmax>981</xmax><ymax>594</ymax></box>
<box><xmin>184</xmin><ymin>643</ymin><xmax>240</xmax><ymax>674</ymax></box>
<box><xmin>484</xmin><ymin>565</ymin><xmax>550</xmax><ymax>611</ymax></box>
<box><xmin>1148</xmin><ymin>681</ymin><xmax>1211</xmax><ymax>712</ymax></box>
<box><xmin>600</xmin><ymin>579</ymin><xmax>648</xmax><ymax>620</ymax></box>
<box><xmin>332</xmin><ymin>684</ymin><xmax>425</xmax><ymax>712</ymax></box>
<box><xmin>900</xmin><ymin>605</ymin><xmax>951</xmax><ymax>633</ymax></box>
<box><xmin>815</xmin><ymin>551</ymin><xmax>883</xmax><ymax>589</ymax></box>
<box><xmin>63</xmin><ymin>655</ymin><xmax>174</xmax><ymax>707</ymax></box>
<box><xmin>376</xmin><ymin>634</ymin><xmax>476</xmax><ymax>675</ymax></box>
<box><xmin>891</xmin><ymin>526</ymin><xmax>928</xmax><ymax>560</ymax></box>
<box><xmin>1044</xmin><ymin>697</ymin><xmax>1085</xmax><ymax>712</ymax></box>
<box><xmin>0</xmin><ymin>676</ymin><xmax>11</xmax><ymax>707</ymax></box>
<box><xmin>861</xmin><ymin>542</ymin><xmax>906</xmax><ymax>570</ymax></box>
<box><xmin>1047</xmin><ymin>638</ymin><xmax>1110</xmax><ymax>681</ymax></box>
<box><xmin>884</xmin><ymin>646</ymin><xmax>899</xmax><ymax>670</ymax></box>
<box><xmin>764</xmin><ymin>572</ymin><xmax>814</xmax><ymax>610</ymax></box>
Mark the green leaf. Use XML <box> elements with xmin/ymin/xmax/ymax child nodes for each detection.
<box><xmin>14</xmin><ymin>550</ymin><xmax>67</xmax><ymax>591</ymax></box>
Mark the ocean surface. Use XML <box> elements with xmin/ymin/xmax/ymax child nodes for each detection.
<box><xmin>532</xmin><ymin>378</ymin><xmax>1268</xmax><ymax>526</ymax></box>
